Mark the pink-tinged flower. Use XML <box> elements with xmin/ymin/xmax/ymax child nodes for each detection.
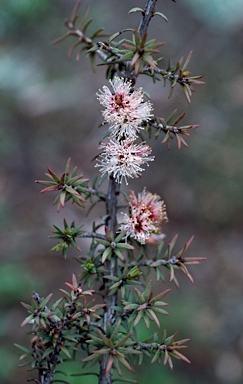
<box><xmin>120</xmin><ymin>189</ymin><xmax>168</xmax><ymax>244</ymax></box>
<box><xmin>97</xmin><ymin>77</ymin><xmax>153</xmax><ymax>139</ymax></box>
<box><xmin>95</xmin><ymin>139</ymin><xmax>154</xmax><ymax>185</ymax></box>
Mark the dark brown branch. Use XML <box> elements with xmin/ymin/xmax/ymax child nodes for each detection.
<box><xmin>99</xmin><ymin>177</ymin><xmax>120</xmax><ymax>384</ymax></box>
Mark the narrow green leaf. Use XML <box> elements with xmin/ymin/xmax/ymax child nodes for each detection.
<box><xmin>133</xmin><ymin>311</ymin><xmax>143</xmax><ymax>327</ymax></box>
<box><xmin>101</xmin><ymin>247</ymin><xmax>112</xmax><ymax>263</ymax></box>
<box><xmin>114</xmin><ymin>248</ymin><xmax>125</xmax><ymax>261</ymax></box>
<box><xmin>20</xmin><ymin>314</ymin><xmax>34</xmax><ymax>327</ymax></box>
<box><xmin>60</xmin><ymin>346</ymin><xmax>72</xmax><ymax>359</ymax></box>
<box><xmin>150</xmin><ymin>289</ymin><xmax>171</xmax><ymax>303</ymax></box>
<box><xmin>151</xmin><ymin>348</ymin><xmax>161</xmax><ymax>363</ymax></box>
<box><xmin>152</xmin><ymin>307</ymin><xmax>169</xmax><ymax>316</ymax></box>
<box><xmin>144</xmin><ymin>313</ymin><xmax>151</xmax><ymax>328</ymax></box>
<box><xmin>143</xmin><ymin>281</ymin><xmax>152</xmax><ymax>301</ymax></box>
<box><xmin>41</xmin><ymin>293</ymin><xmax>53</xmax><ymax>308</ymax></box>
<box><xmin>116</xmin><ymin>243</ymin><xmax>134</xmax><ymax>250</ymax></box>
<box><xmin>14</xmin><ymin>344</ymin><xmax>32</xmax><ymax>354</ymax></box>
<box><xmin>42</xmin><ymin>347</ymin><xmax>55</xmax><ymax>359</ymax></box>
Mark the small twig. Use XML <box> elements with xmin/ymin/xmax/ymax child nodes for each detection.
<box><xmin>79</xmin><ymin>232</ymin><xmax>106</xmax><ymax>240</ymax></box>
<box><xmin>138</xmin><ymin>0</ymin><xmax>158</xmax><ymax>37</ymax></box>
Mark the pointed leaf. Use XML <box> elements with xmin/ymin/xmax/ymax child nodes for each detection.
<box><xmin>128</xmin><ymin>7</ymin><xmax>143</xmax><ymax>14</ymax></box>
<box><xmin>20</xmin><ymin>314</ymin><xmax>34</xmax><ymax>327</ymax></box>
<box><xmin>60</xmin><ymin>346</ymin><xmax>72</xmax><ymax>359</ymax></box>
<box><xmin>41</xmin><ymin>293</ymin><xmax>53</xmax><ymax>308</ymax></box>
<box><xmin>14</xmin><ymin>344</ymin><xmax>32</xmax><ymax>354</ymax></box>
<box><xmin>154</xmin><ymin>12</ymin><xmax>168</xmax><ymax>22</ymax></box>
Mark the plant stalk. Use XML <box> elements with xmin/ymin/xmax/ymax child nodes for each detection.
<box><xmin>99</xmin><ymin>2</ymin><xmax>158</xmax><ymax>381</ymax></box>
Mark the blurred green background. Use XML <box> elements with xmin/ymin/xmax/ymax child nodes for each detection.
<box><xmin>1</xmin><ymin>0</ymin><xmax>243</xmax><ymax>383</ymax></box>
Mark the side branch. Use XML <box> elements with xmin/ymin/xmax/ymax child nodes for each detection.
<box><xmin>79</xmin><ymin>232</ymin><xmax>106</xmax><ymax>240</ymax></box>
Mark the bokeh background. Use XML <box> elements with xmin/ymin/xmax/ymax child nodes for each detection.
<box><xmin>1</xmin><ymin>0</ymin><xmax>243</xmax><ymax>383</ymax></box>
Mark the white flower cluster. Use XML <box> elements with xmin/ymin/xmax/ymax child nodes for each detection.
<box><xmin>120</xmin><ymin>189</ymin><xmax>168</xmax><ymax>244</ymax></box>
<box><xmin>96</xmin><ymin>77</ymin><xmax>154</xmax><ymax>184</ymax></box>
